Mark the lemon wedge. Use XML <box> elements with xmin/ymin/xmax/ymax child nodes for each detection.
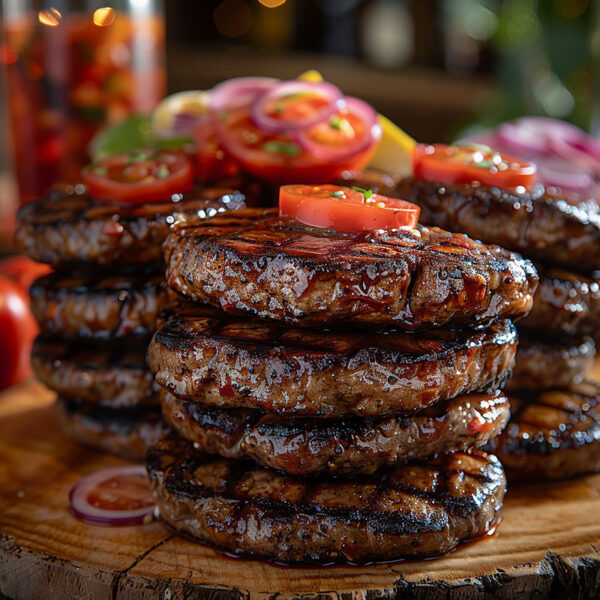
<box><xmin>298</xmin><ymin>69</ymin><xmax>415</xmax><ymax>177</ymax></box>
<box><xmin>152</xmin><ymin>90</ymin><xmax>211</xmax><ymax>138</ymax></box>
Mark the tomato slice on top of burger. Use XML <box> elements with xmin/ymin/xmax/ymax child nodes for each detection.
<box><xmin>413</xmin><ymin>143</ymin><xmax>537</xmax><ymax>191</ymax></box>
<box><xmin>279</xmin><ymin>184</ymin><xmax>420</xmax><ymax>232</ymax></box>
<box><xmin>82</xmin><ymin>148</ymin><xmax>194</xmax><ymax>204</ymax></box>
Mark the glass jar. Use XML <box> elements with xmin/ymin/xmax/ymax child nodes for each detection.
<box><xmin>1</xmin><ymin>0</ymin><xmax>166</xmax><ymax>203</ymax></box>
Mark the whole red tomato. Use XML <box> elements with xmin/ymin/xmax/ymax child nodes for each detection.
<box><xmin>0</xmin><ymin>275</ymin><xmax>39</xmax><ymax>389</ymax></box>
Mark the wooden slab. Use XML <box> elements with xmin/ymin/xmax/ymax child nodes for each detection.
<box><xmin>1</xmin><ymin>380</ymin><xmax>600</xmax><ymax>600</ymax></box>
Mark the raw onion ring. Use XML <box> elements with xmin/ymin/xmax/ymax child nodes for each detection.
<box><xmin>294</xmin><ymin>97</ymin><xmax>382</xmax><ymax>162</ymax></box>
<box><xmin>69</xmin><ymin>465</ymin><xmax>155</xmax><ymax>526</ymax></box>
<box><xmin>250</xmin><ymin>80</ymin><xmax>345</xmax><ymax>134</ymax></box>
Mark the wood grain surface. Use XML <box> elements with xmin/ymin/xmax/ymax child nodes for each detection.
<box><xmin>0</xmin><ymin>378</ymin><xmax>599</xmax><ymax>600</ymax></box>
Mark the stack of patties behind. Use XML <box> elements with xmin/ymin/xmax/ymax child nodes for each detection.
<box><xmin>360</xmin><ymin>172</ymin><xmax>600</xmax><ymax>481</ymax></box>
<box><xmin>146</xmin><ymin>206</ymin><xmax>538</xmax><ymax>564</ymax></box>
<box><xmin>15</xmin><ymin>177</ymin><xmax>245</xmax><ymax>461</ymax></box>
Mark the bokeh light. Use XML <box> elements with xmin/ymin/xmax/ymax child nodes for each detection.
<box><xmin>93</xmin><ymin>7</ymin><xmax>117</xmax><ymax>27</ymax></box>
<box><xmin>258</xmin><ymin>0</ymin><xmax>286</xmax><ymax>7</ymax></box>
<box><xmin>38</xmin><ymin>8</ymin><xmax>62</xmax><ymax>27</ymax></box>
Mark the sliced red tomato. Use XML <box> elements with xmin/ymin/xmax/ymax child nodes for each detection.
<box><xmin>0</xmin><ymin>275</ymin><xmax>38</xmax><ymax>389</ymax></box>
<box><xmin>70</xmin><ymin>465</ymin><xmax>155</xmax><ymax>526</ymax></box>
<box><xmin>413</xmin><ymin>143</ymin><xmax>537</xmax><ymax>191</ymax></box>
<box><xmin>279</xmin><ymin>184</ymin><xmax>420</xmax><ymax>232</ymax></box>
<box><xmin>214</xmin><ymin>106</ymin><xmax>376</xmax><ymax>185</ymax></box>
<box><xmin>82</xmin><ymin>148</ymin><xmax>195</xmax><ymax>204</ymax></box>
<box><xmin>193</xmin><ymin>119</ymin><xmax>239</xmax><ymax>180</ymax></box>
<box><xmin>0</xmin><ymin>256</ymin><xmax>52</xmax><ymax>290</ymax></box>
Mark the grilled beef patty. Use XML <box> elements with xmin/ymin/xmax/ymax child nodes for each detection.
<box><xmin>56</xmin><ymin>398</ymin><xmax>168</xmax><ymax>462</ymax></box>
<box><xmin>345</xmin><ymin>171</ymin><xmax>600</xmax><ymax>273</ymax></box>
<box><xmin>149</xmin><ymin>312</ymin><xmax>516</xmax><ymax>417</ymax></box>
<box><xmin>519</xmin><ymin>267</ymin><xmax>600</xmax><ymax>336</ymax></box>
<box><xmin>15</xmin><ymin>183</ymin><xmax>245</xmax><ymax>268</ymax></box>
<box><xmin>507</xmin><ymin>332</ymin><xmax>595</xmax><ymax>391</ymax></box>
<box><xmin>30</xmin><ymin>271</ymin><xmax>168</xmax><ymax>340</ymax></box>
<box><xmin>147</xmin><ymin>437</ymin><xmax>505</xmax><ymax>563</ymax></box>
<box><xmin>164</xmin><ymin>208</ymin><xmax>538</xmax><ymax>329</ymax></box>
<box><xmin>32</xmin><ymin>336</ymin><xmax>159</xmax><ymax>408</ymax></box>
<box><xmin>161</xmin><ymin>391</ymin><xmax>509</xmax><ymax>476</ymax></box>
<box><xmin>485</xmin><ymin>382</ymin><xmax>600</xmax><ymax>481</ymax></box>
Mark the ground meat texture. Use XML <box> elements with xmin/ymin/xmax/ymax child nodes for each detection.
<box><xmin>15</xmin><ymin>183</ymin><xmax>245</xmax><ymax>268</ymax></box>
<box><xmin>519</xmin><ymin>267</ymin><xmax>600</xmax><ymax>337</ymax></box>
<box><xmin>507</xmin><ymin>332</ymin><xmax>595</xmax><ymax>391</ymax></box>
<box><xmin>163</xmin><ymin>208</ymin><xmax>538</xmax><ymax>329</ymax></box>
<box><xmin>30</xmin><ymin>271</ymin><xmax>168</xmax><ymax>340</ymax></box>
<box><xmin>32</xmin><ymin>336</ymin><xmax>159</xmax><ymax>408</ymax></box>
<box><xmin>149</xmin><ymin>311</ymin><xmax>517</xmax><ymax>417</ymax></box>
<box><xmin>484</xmin><ymin>382</ymin><xmax>600</xmax><ymax>481</ymax></box>
<box><xmin>161</xmin><ymin>391</ymin><xmax>509</xmax><ymax>476</ymax></box>
<box><xmin>56</xmin><ymin>399</ymin><xmax>169</xmax><ymax>462</ymax></box>
<box><xmin>344</xmin><ymin>171</ymin><xmax>600</xmax><ymax>274</ymax></box>
<box><xmin>146</xmin><ymin>437</ymin><xmax>505</xmax><ymax>564</ymax></box>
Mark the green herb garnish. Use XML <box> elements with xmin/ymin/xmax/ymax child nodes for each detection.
<box><xmin>156</xmin><ymin>164</ymin><xmax>171</xmax><ymax>179</ymax></box>
<box><xmin>330</xmin><ymin>115</ymin><xmax>342</xmax><ymax>130</ymax></box>
<box><xmin>472</xmin><ymin>159</ymin><xmax>493</xmax><ymax>170</ymax></box>
<box><xmin>93</xmin><ymin>166</ymin><xmax>108</xmax><ymax>176</ymax></box>
<box><xmin>330</xmin><ymin>190</ymin><xmax>346</xmax><ymax>198</ymax></box>
<box><xmin>262</xmin><ymin>141</ymin><xmax>302</xmax><ymax>157</ymax></box>
<box><xmin>351</xmin><ymin>186</ymin><xmax>373</xmax><ymax>200</ymax></box>
<box><xmin>128</xmin><ymin>151</ymin><xmax>149</xmax><ymax>164</ymax></box>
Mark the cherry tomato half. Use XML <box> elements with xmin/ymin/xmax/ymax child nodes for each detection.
<box><xmin>279</xmin><ymin>184</ymin><xmax>421</xmax><ymax>232</ymax></box>
<box><xmin>413</xmin><ymin>143</ymin><xmax>537</xmax><ymax>191</ymax></box>
<box><xmin>82</xmin><ymin>148</ymin><xmax>195</xmax><ymax>204</ymax></box>
<box><xmin>214</xmin><ymin>107</ymin><xmax>376</xmax><ymax>185</ymax></box>
<box><xmin>0</xmin><ymin>256</ymin><xmax>52</xmax><ymax>290</ymax></box>
<box><xmin>0</xmin><ymin>275</ymin><xmax>38</xmax><ymax>389</ymax></box>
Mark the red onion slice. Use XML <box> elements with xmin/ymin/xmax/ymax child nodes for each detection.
<box><xmin>210</xmin><ymin>76</ymin><xmax>278</xmax><ymax>114</ymax></box>
<box><xmin>69</xmin><ymin>465</ymin><xmax>155</xmax><ymax>527</ymax></box>
<box><xmin>250</xmin><ymin>80</ymin><xmax>345</xmax><ymax>134</ymax></box>
<box><xmin>294</xmin><ymin>97</ymin><xmax>381</xmax><ymax>162</ymax></box>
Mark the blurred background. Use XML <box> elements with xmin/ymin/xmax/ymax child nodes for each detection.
<box><xmin>0</xmin><ymin>0</ymin><xmax>598</xmax><ymax>247</ymax></box>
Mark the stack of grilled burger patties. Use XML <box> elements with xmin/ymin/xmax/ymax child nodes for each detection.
<box><xmin>146</xmin><ymin>204</ymin><xmax>538</xmax><ymax>563</ymax></box>
<box><xmin>15</xmin><ymin>176</ymin><xmax>245</xmax><ymax>461</ymax></box>
<box><xmin>366</xmin><ymin>173</ymin><xmax>600</xmax><ymax>481</ymax></box>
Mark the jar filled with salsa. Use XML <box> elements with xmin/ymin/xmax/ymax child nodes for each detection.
<box><xmin>1</xmin><ymin>0</ymin><xmax>166</xmax><ymax>204</ymax></box>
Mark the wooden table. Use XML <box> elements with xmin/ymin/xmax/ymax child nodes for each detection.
<box><xmin>1</xmin><ymin>379</ymin><xmax>599</xmax><ymax>599</ymax></box>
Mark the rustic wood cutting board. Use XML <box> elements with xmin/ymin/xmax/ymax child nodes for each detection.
<box><xmin>0</xmin><ymin>378</ymin><xmax>599</xmax><ymax>600</ymax></box>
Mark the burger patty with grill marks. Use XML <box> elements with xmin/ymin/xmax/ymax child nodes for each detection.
<box><xmin>484</xmin><ymin>382</ymin><xmax>600</xmax><ymax>481</ymax></box>
<box><xmin>508</xmin><ymin>332</ymin><xmax>595</xmax><ymax>391</ymax></box>
<box><xmin>56</xmin><ymin>398</ymin><xmax>168</xmax><ymax>462</ymax></box>
<box><xmin>15</xmin><ymin>182</ymin><xmax>245</xmax><ymax>268</ymax></box>
<box><xmin>32</xmin><ymin>336</ymin><xmax>159</xmax><ymax>408</ymax></box>
<box><xmin>147</xmin><ymin>437</ymin><xmax>505</xmax><ymax>564</ymax></box>
<box><xmin>30</xmin><ymin>271</ymin><xmax>168</xmax><ymax>340</ymax></box>
<box><xmin>149</xmin><ymin>311</ymin><xmax>517</xmax><ymax>417</ymax></box>
<box><xmin>164</xmin><ymin>208</ymin><xmax>538</xmax><ymax>330</ymax></box>
<box><xmin>161</xmin><ymin>391</ymin><xmax>509</xmax><ymax>476</ymax></box>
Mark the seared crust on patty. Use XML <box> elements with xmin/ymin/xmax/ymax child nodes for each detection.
<box><xmin>507</xmin><ymin>332</ymin><xmax>595</xmax><ymax>391</ymax></box>
<box><xmin>485</xmin><ymin>382</ymin><xmax>600</xmax><ymax>481</ymax></box>
<box><xmin>520</xmin><ymin>267</ymin><xmax>600</xmax><ymax>336</ymax></box>
<box><xmin>164</xmin><ymin>208</ymin><xmax>538</xmax><ymax>329</ymax></box>
<box><xmin>147</xmin><ymin>437</ymin><xmax>505</xmax><ymax>564</ymax></box>
<box><xmin>348</xmin><ymin>172</ymin><xmax>600</xmax><ymax>273</ymax></box>
<box><xmin>30</xmin><ymin>271</ymin><xmax>168</xmax><ymax>340</ymax></box>
<box><xmin>56</xmin><ymin>399</ymin><xmax>168</xmax><ymax>462</ymax></box>
<box><xmin>149</xmin><ymin>312</ymin><xmax>516</xmax><ymax>417</ymax></box>
<box><xmin>32</xmin><ymin>336</ymin><xmax>159</xmax><ymax>408</ymax></box>
<box><xmin>15</xmin><ymin>184</ymin><xmax>244</xmax><ymax>268</ymax></box>
<box><xmin>161</xmin><ymin>391</ymin><xmax>510</xmax><ymax>476</ymax></box>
